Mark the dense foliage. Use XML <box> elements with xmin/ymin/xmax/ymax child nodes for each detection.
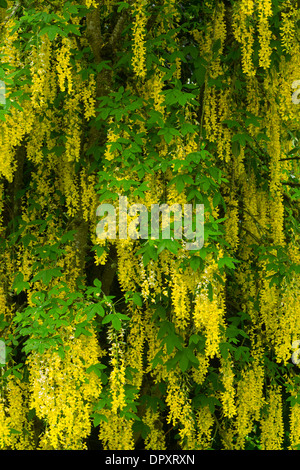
<box><xmin>0</xmin><ymin>0</ymin><xmax>300</xmax><ymax>450</ymax></box>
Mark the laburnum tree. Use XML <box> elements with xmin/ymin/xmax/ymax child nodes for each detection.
<box><xmin>0</xmin><ymin>0</ymin><xmax>299</xmax><ymax>451</ymax></box>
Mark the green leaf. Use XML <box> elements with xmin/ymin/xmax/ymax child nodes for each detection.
<box><xmin>194</xmin><ymin>63</ymin><xmax>206</xmax><ymax>87</ymax></box>
<box><xmin>179</xmin><ymin>353</ymin><xmax>189</xmax><ymax>372</ymax></box>
<box><xmin>117</xmin><ymin>2</ymin><xmax>130</xmax><ymax>12</ymax></box>
<box><xmin>189</xmin><ymin>256</ymin><xmax>201</xmax><ymax>271</ymax></box>
<box><xmin>189</xmin><ymin>334</ymin><xmax>200</xmax><ymax>346</ymax></box>
<box><xmin>86</xmin><ymin>363</ymin><xmax>107</xmax><ymax>377</ymax></box>
<box><xmin>185</xmin><ymin>347</ymin><xmax>199</xmax><ymax>365</ymax></box>
<box><xmin>245</xmin><ymin>116</ymin><xmax>260</xmax><ymax>127</ymax></box>
<box><xmin>12</xmin><ymin>273</ymin><xmax>30</xmax><ymax>294</ymax></box>
<box><xmin>60</xmin><ymin>229</ymin><xmax>77</xmax><ymax>244</ymax></box>
<box><xmin>223</xmin><ymin>119</ymin><xmax>241</xmax><ymax>129</ymax></box>
<box><xmin>9</xmin><ymin>428</ymin><xmax>21</xmax><ymax>435</ymax></box>
<box><xmin>219</xmin><ymin>342</ymin><xmax>231</xmax><ymax>360</ymax></box>
<box><xmin>93</xmin><ymin>413</ymin><xmax>108</xmax><ymax>427</ymax></box>
<box><xmin>218</xmin><ymin>257</ymin><xmax>237</xmax><ymax>270</ymax></box>
<box><xmin>232</xmin><ymin>133</ymin><xmax>251</xmax><ymax>147</ymax></box>
<box><xmin>212</xmin><ymin>38</ymin><xmax>222</xmax><ymax>57</ymax></box>
<box><xmin>0</xmin><ymin>0</ymin><xmax>7</xmax><ymax>7</ymax></box>
<box><xmin>232</xmin><ymin>140</ymin><xmax>240</xmax><ymax>157</ymax></box>
<box><xmin>132</xmin><ymin>292</ymin><xmax>143</xmax><ymax>307</ymax></box>
<box><xmin>39</xmin><ymin>25</ymin><xmax>62</xmax><ymax>41</ymax></box>
<box><xmin>32</xmin><ymin>267</ymin><xmax>62</xmax><ymax>285</ymax></box>
<box><xmin>111</xmin><ymin>316</ymin><xmax>121</xmax><ymax>330</ymax></box>
<box><xmin>89</xmin><ymin>303</ymin><xmax>105</xmax><ymax>317</ymax></box>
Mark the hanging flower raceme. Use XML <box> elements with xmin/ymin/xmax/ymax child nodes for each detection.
<box><xmin>0</xmin><ymin>376</ymin><xmax>34</xmax><ymax>450</ymax></box>
<box><xmin>193</xmin><ymin>254</ymin><xmax>226</xmax><ymax>358</ymax></box>
<box><xmin>56</xmin><ymin>37</ymin><xmax>73</xmax><ymax>94</ymax></box>
<box><xmin>279</xmin><ymin>1</ymin><xmax>299</xmax><ymax>54</ymax></box>
<box><xmin>219</xmin><ymin>357</ymin><xmax>237</xmax><ymax>419</ymax></box>
<box><xmin>27</xmin><ymin>325</ymin><xmax>102</xmax><ymax>450</ymax></box>
<box><xmin>144</xmin><ymin>408</ymin><xmax>166</xmax><ymax>450</ymax></box>
<box><xmin>257</xmin><ymin>0</ymin><xmax>273</xmax><ymax>69</ymax></box>
<box><xmin>81</xmin><ymin>74</ymin><xmax>97</xmax><ymax>120</ymax></box>
<box><xmin>234</xmin><ymin>361</ymin><xmax>265</xmax><ymax>449</ymax></box>
<box><xmin>260</xmin><ymin>386</ymin><xmax>284</xmax><ymax>450</ymax></box>
<box><xmin>232</xmin><ymin>1</ymin><xmax>256</xmax><ymax>77</ymax></box>
<box><xmin>98</xmin><ymin>327</ymin><xmax>135</xmax><ymax>450</ymax></box>
<box><xmin>196</xmin><ymin>405</ymin><xmax>214</xmax><ymax>449</ymax></box>
<box><xmin>30</xmin><ymin>36</ymin><xmax>53</xmax><ymax>109</ymax></box>
<box><xmin>165</xmin><ymin>370</ymin><xmax>196</xmax><ymax>450</ymax></box>
<box><xmin>131</xmin><ymin>0</ymin><xmax>147</xmax><ymax>80</ymax></box>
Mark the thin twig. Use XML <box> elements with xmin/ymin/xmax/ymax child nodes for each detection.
<box><xmin>282</xmin><ymin>181</ymin><xmax>300</xmax><ymax>187</ymax></box>
<box><xmin>2</xmin><ymin>2</ymin><xmax>20</xmax><ymax>25</ymax></box>
<box><xmin>279</xmin><ymin>156</ymin><xmax>300</xmax><ymax>161</ymax></box>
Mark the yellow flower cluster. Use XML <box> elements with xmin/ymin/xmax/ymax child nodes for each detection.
<box><xmin>273</xmin><ymin>276</ymin><xmax>300</xmax><ymax>364</ymax></box>
<box><xmin>57</xmin><ymin>244</ymin><xmax>82</xmax><ymax>291</ymax></box>
<box><xmin>210</xmin><ymin>3</ymin><xmax>227</xmax><ymax>79</ymax></box>
<box><xmin>64</xmin><ymin>94</ymin><xmax>82</xmax><ymax>162</ymax></box>
<box><xmin>144</xmin><ymin>408</ymin><xmax>166</xmax><ymax>450</ymax></box>
<box><xmin>108</xmin><ymin>328</ymin><xmax>127</xmax><ymax>414</ymax></box>
<box><xmin>234</xmin><ymin>361</ymin><xmax>264</xmax><ymax>449</ymax></box>
<box><xmin>265</xmin><ymin>104</ymin><xmax>285</xmax><ymax>246</ymax></box>
<box><xmin>125</xmin><ymin>306</ymin><xmax>144</xmax><ymax>390</ymax></box>
<box><xmin>220</xmin><ymin>358</ymin><xmax>236</xmax><ymax>419</ymax></box>
<box><xmin>80</xmin><ymin>168</ymin><xmax>98</xmax><ymax>222</ymax></box>
<box><xmin>0</xmin><ymin>99</ymin><xmax>35</xmax><ymax>182</ymax></box>
<box><xmin>56</xmin><ymin>38</ymin><xmax>73</xmax><ymax>93</ymax></box>
<box><xmin>148</xmin><ymin>67</ymin><xmax>166</xmax><ymax>114</ymax></box>
<box><xmin>144</xmin><ymin>307</ymin><xmax>168</xmax><ymax>383</ymax></box>
<box><xmin>0</xmin><ymin>19</ymin><xmax>20</xmax><ymax>69</ymax></box>
<box><xmin>216</xmin><ymin>85</ymin><xmax>234</xmax><ymax>162</ymax></box>
<box><xmin>246</xmin><ymin>77</ymin><xmax>261</xmax><ymax>124</ymax></box>
<box><xmin>193</xmin><ymin>256</ymin><xmax>225</xmax><ymax>358</ymax></box>
<box><xmin>0</xmin><ymin>377</ymin><xmax>34</xmax><ymax>450</ymax></box>
<box><xmin>0</xmin><ymin>398</ymin><xmax>10</xmax><ymax>449</ymax></box>
<box><xmin>280</xmin><ymin>7</ymin><xmax>297</xmax><ymax>53</ymax></box>
<box><xmin>203</xmin><ymin>88</ymin><xmax>217</xmax><ymax>142</ymax></box>
<box><xmin>166</xmin><ymin>370</ymin><xmax>196</xmax><ymax>449</ymax></box>
<box><xmin>240</xmin><ymin>0</ymin><xmax>255</xmax><ymax>16</ymax></box>
<box><xmin>85</xmin><ymin>0</ymin><xmax>98</xmax><ymax>7</ymax></box>
<box><xmin>171</xmin><ymin>268</ymin><xmax>191</xmax><ymax>331</ymax></box>
<box><xmin>104</xmin><ymin>123</ymin><xmax>119</xmax><ymax>161</ymax></box>
<box><xmin>116</xmin><ymin>239</ymin><xmax>140</xmax><ymax>292</ymax></box>
<box><xmin>259</xmin><ymin>271</ymin><xmax>279</xmax><ymax>347</ymax></box>
<box><xmin>288</xmin><ymin>379</ymin><xmax>300</xmax><ymax>449</ymax></box>
<box><xmin>140</xmin><ymin>258</ymin><xmax>164</xmax><ymax>302</ymax></box>
<box><xmin>257</xmin><ymin>0</ymin><xmax>273</xmax><ymax>69</ymax></box>
<box><xmin>26</xmin><ymin>112</ymin><xmax>49</xmax><ymax>165</ymax></box>
<box><xmin>27</xmin><ymin>326</ymin><xmax>101</xmax><ymax>449</ymax></box>
<box><xmin>192</xmin><ymin>353</ymin><xmax>209</xmax><ymax>385</ymax></box>
<box><xmin>196</xmin><ymin>405</ymin><xmax>214</xmax><ymax>449</ymax></box>
<box><xmin>30</xmin><ymin>38</ymin><xmax>54</xmax><ymax>109</ymax></box>
<box><xmin>57</xmin><ymin>158</ymin><xmax>80</xmax><ymax>217</ymax></box>
<box><xmin>131</xmin><ymin>0</ymin><xmax>147</xmax><ymax>80</ymax></box>
<box><xmin>224</xmin><ymin>196</ymin><xmax>239</xmax><ymax>251</ymax></box>
<box><xmin>277</xmin><ymin>51</ymin><xmax>300</xmax><ymax>122</ymax></box>
<box><xmin>81</xmin><ymin>74</ymin><xmax>97</xmax><ymax>120</ymax></box>
<box><xmin>232</xmin><ymin>6</ymin><xmax>256</xmax><ymax>77</ymax></box>
<box><xmin>99</xmin><ymin>412</ymin><xmax>134</xmax><ymax>449</ymax></box>
<box><xmin>260</xmin><ymin>386</ymin><xmax>284</xmax><ymax>450</ymax></box>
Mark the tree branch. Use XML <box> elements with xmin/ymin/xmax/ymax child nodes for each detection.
<box><xmin>279</xmin><ymin>156</ymin><xmax>300</xmax><ymax>161</ymax></box>
<box><xmin>282</xmin><ymin>181</ymin><xmax>300</xmax><ymax>187</ymax></box>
